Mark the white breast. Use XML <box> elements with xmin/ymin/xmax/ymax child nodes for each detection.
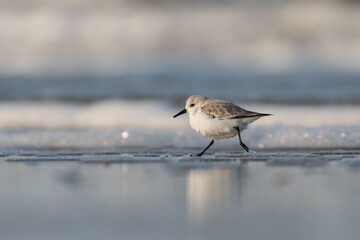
<box><xmin>189</xmin><ymin>110</ymin><xmax>243</xmax><ymax>139</ymax></box>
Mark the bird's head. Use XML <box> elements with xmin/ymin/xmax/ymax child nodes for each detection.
<box><xmin>173</xmin><ymin>95</ymin><xmax>208</xmax><ymax>118</ymax></box>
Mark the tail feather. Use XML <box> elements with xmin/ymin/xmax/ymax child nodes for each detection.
<box><xmin>231</xmin><ymin>113</ymin><xmax>272</xmax><ymax>119</ymax></box>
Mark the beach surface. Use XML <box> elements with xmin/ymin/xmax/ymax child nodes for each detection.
<box><xmin>1</xmin><ymin>148</ymin><xmax>360</xmax><ymax>240</ymax></box>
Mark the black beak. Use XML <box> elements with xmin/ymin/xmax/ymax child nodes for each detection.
<box><xmin>173</xmin><ymin>109</ymin><xmax>187</xmax><ymax>118</ymax></box>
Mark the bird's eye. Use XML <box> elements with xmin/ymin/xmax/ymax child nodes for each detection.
<box><xmin>190</xmin><ymin>103</ymin><xmax>195</xmax><ymax>107</ymax></box>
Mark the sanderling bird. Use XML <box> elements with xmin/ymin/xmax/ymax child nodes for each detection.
<box><xmin>173</xmin><ymin>95</ymin><xmax>271</xmax><ymax>156</ymax></box>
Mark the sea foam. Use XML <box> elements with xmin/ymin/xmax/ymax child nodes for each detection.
<box><xmin>0</xmin><ymin>100</ymin><xmax>359</xmax><ymax>149</ymax></box>
<box><xmin>0</xmin><ymin>100</ymin><xmax>359</xmax><ymax>129</ymax></box>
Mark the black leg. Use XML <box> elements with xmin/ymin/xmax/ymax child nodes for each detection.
<box><xmin>234</xmin><ymin>127</ymin><xmax>249</xmax><ymax>152</ymax></box>
<box><xmin>192</xmin><ymin>139</ymin><xmax>214</xmax><ymax>157</ymax></box>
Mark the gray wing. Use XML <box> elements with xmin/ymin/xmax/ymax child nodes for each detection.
<box><xmin>201</xmin><ymin>101</ymin><xmax>270</xmax><ymax>120</ymax></box>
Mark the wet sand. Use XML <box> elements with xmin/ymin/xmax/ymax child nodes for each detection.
<box><xmin>1</xmin><ymin>149</ymin><xmax>360</xmax><ymax>240</ymax></box>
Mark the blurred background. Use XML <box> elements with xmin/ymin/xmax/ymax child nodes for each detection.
<box><xmin>1</xmin><ymin>0</ymin><xmax>360</xmax><ymax>102</ymax></box>
<box><xmin>0</xmin><ymin>0</ymin><xmax>359</xmax><ymax>148</ymax></box>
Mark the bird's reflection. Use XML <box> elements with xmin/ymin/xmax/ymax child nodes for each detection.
<box><xmin>185</xmin><ymin>164</ymin><xmax>248</xmax><ymax>225</ymax></box>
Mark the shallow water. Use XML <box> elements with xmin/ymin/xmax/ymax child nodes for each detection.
<box><xmin>1</xmin><ymin>149</ymin><xmax>360</xmax><ymax>240</ymax></box>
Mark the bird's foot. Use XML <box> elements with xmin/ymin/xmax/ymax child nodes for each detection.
<box><xmin>240</xmin><ymin>142</ymin><xmax>249</xmax><ymax>152</ymax></box>
<box><xmin>190</xmin><ymin>153</ymin><xmax>202</xmax><ymax>157</ymax></box>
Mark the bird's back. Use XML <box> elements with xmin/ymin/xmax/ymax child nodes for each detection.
<box><xmin>201</xmin><ymin>99</ymin><xmax>270</xmax><ymax>121</ymax></box>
